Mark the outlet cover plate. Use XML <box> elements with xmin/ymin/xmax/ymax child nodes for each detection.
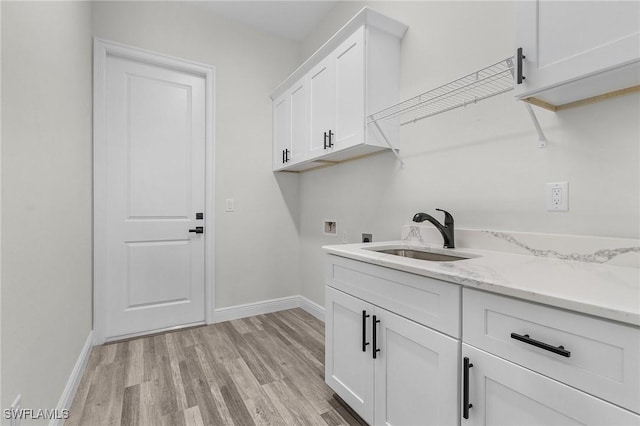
<box><xmin>547</xmin><ymin>182</ymin><xmax>569</xmax><ymax>211</ymax></box>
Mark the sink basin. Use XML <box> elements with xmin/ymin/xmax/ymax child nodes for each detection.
<box><xmin>372</xmin><ymin>248</ymin><xmax>469</xmax><ymax>262</ymax></box>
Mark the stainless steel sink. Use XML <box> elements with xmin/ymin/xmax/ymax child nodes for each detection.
<box><xmin>373</xmin><ymin>248</ymin><xmax>469</xmax><ymax>262</ymax></box>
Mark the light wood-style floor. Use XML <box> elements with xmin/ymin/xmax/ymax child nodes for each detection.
<box><xmin>67</xmin><ymin>308</ymin><xmax>361</xmax><ymax>426</ymax></box>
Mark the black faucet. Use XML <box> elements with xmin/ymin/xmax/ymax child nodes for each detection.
<box><xmin>412</xmin><ymin>209</ymin><xmax>455</xmax><ymax>249</ymax></box>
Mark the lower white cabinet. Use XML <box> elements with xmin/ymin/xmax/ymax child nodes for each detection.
<box><xmin>461</xmin><ymin>344</ymin><xmax>639</xmax><ymax>426</ymax></box>
<box><xmin>374</xmin><ymin>305</ymin><xmax>459</xmax><ymax>426</ymax></box>
<box><xmin>325</xmin><ymin>286</ymin><xmax>375</xmax><ymax>422</ymax></box>
<box><xmin>325</xmin><ymin>286</ymin><xmax>459</xmax><ymax>425</ymax></box>
<box><xmin>463</xmin><ymin>288</ymin><xmax>640</xmax><ymax>413</ymax></box>
<box><xmin>324</xmin><ymin>254</ymin><xmax>640</xmax><ymax>425</ymax></box>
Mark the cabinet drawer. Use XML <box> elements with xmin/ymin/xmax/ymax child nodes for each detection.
<box><xmin>463</xmin><ymin>288</ymin><xmax>640</xmax><ymax>413</ymax></box>
<box><xmin>462</xmin><ymin>344</ymin><xmax>640</xmax><ymax>426</ymax></box>
<box><xmin>326</xmin><ymin>255</ymin><xmax>460</xmax><ymax>337</ymax></box>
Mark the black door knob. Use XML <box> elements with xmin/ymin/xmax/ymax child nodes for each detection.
<box><xmin>189</xmin><ymin>227</ymin><xmax>204</xmax><ymax>234</ymax></box>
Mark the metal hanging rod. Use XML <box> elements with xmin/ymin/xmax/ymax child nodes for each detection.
<box><xmin>367</xmin><ymin>56</ymin><xmax>548</xmax><ymax>151</ymax></box>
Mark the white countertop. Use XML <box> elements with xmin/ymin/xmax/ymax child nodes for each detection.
<box><xmin>323</xmin><ymin>241</ymin><xmax>640</xmax><ymax>327</ymax></box>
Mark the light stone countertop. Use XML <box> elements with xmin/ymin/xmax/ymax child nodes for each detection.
<box><xmin>323</xmin><ymin>240</ymin><xmax>640</xmax><ymax>327</ymax></box>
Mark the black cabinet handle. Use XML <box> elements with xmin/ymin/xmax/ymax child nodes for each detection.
<box><xmin>323</xmin><ymin>132</ymin><xmax>328</xmax><ymax>149</ymax></box>
<box><xmin>463</xmin><ymin>357</ymin><xmax>473</xmax><ymax>419</ymax></box>
<box><xmin>362</xmin><ymin>310</ymin><xmax>370</xmax><ymax>352</ymax></box>
<box><xmin>510</xmin><ymin>332</ymin><xmax>571</xmax><ymax>357</ymax></box>
<box><xmin>372</xmin><ymin>315</ymin><xmax>381</xmax><ymax>359</ymax></box>
<box><xmin>517</xmin><ymin>47</ymin><xmax>526</xmax><ymax>84</ymax></box>
<box><xmin>189</xmin><ymin>227</ymin><xmax>204</xmax><ymax>234</ymax></box>
<box><xmin>282</xmin><ymin>149</ymin><xmax>291</xmax><ymax>163</ymax></box>
<box><xmin>328</xmin><ymin>130</ymin><xmax>334</xmax><ymax>147</ymax></box>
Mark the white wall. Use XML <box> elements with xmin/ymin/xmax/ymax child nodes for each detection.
<box><xmin>1</xmin><ymin>0</ymin><xmax>638</xmax><ymax>415</ymax></box>
<box><xmin>1</xmin><ymin>0</ymin><xmax>304</xmax><ymax>418</ymax></box>
<box><xmin>1</xmin><ymin>1</ymin><xmax>93</xmax><ymax>419</ymax></box>
<box><xmin>298</xmin><ymin>1</ymin><xmax>640</xmax><ymax>305</ymax></box>
<box><xmin>91</xmin><ymin>1</ymin><xmax>303</xmax><ymax>309</ymax></box>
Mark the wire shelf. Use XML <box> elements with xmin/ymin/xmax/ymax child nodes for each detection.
<box><xmin>368</xmin><ymin>57</ymin><xmax>515</xmax><ymax>126</ymax></box>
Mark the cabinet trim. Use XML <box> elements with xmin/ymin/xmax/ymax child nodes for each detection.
<box><xmin>270</xmin><ymin>7</ymin><xmax>407</xmax><ymax>100</ymax></box>
<box><xmin>523</xmin><ymin>84</ymin><xmax>640</xmax><ymax>111</ymax></box>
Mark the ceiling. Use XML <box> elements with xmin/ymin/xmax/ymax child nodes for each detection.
<box><xmin>193</xmin><ymin>1</ymin><xmax>339</xmax><ymax>41</ymax></box>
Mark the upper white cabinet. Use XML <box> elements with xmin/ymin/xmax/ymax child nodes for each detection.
<box><xmin>308</xmin><ymin>56</ymin><xmax>334</xmax><ymax>160</ymax></box>
<box><xmin>272</xmin><ymin>92</ymin><xmax>290</xmax><ymax>168</ymax></box>
<box><xmin>272</xmin><ymin>78</ymin><xmax>307</xmax><ymax>169</ymax></box>
<box><xmin>271</xmin><ymin>8</ymin><xmax>407</xmax><ymax>172</ymax></box>
<box><xmin>332</xmin><ymin>27</ymin><xmax>365</xmax><ymax>152</ymax></box>
<box><xmin>514</xmin><ymin>0</ymin><xmax>640</xmax><ymax>109</ymax></box>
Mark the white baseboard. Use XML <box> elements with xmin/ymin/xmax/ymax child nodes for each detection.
<box><xmin>214</xmin><ymin>295</ymin><xmax>325</xmax><ymax>323</ymax></box>
<box><xmin>299</xmin><ymin>296</ymin><xmax>325</xmax><ymax>322</ymax></box>
<box><xmin>51</xmin><ymin>330</ymin><xmax>94</xmax><ymax>426</ymax></box>
<box><xmin>214</xmin><ymin>296</ymin><xmax>300</xmax><ymax>323</ymax></box>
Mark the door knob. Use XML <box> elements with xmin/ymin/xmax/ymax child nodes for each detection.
<box><xmin>189</xmin><ymin>227</ymin><xmax>204</xmax><ymax>234</ymax></box>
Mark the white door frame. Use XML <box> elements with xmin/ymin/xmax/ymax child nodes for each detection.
<box><xmin>93</xmin><ymin>39</ymin><xmax>216</xmax><ymax>345</ymax></box>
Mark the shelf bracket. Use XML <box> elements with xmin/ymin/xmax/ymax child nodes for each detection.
<box><xmin>370</xmin><ymin>118</ymin><xmax>404</xmax><ymax>167</ymax></box>
<box><xmin>524</xmin><ymin>103</ymin><xmax>547</xmax><ymax>148</ymax></box>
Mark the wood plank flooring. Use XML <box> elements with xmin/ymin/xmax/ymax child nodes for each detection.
<box><xmin>67</xmin><ymin>309</ymin><xmax>362</xmax><ymax>426</ymax></box>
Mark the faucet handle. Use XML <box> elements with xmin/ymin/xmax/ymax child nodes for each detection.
<box><xmin>435</xmin><ymin>208</ymin><xmax>454</xmax><ymax>225</ymax></box>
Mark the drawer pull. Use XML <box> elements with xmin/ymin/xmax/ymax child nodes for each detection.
<box><xmin>510</xmin><ymin>332</ymin><xmax>571</xmax><ymax>358</ymax></box>
<box><xmin>463</xmin><ymin>357</ymin><xmax>473</xmax><ymax>419</ymax></box>
<box><xmin>362</xmin><ymin>310</ymin><xmax>370</xmax><ymax>352</ymax></box>
<box><xmin>372</xmin><ymin>315</ymin><xmax>381</xmax><ymax>359</ymax></box>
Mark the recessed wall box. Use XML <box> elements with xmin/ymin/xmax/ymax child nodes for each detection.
<box><xmin>323</xmin><ymin>220</ymin><xmax>338</xmax><ymax>236</ymax></box>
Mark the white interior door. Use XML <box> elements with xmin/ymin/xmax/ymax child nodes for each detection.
<box><xmin>100</xmin><ymin>46</ymin><xmax>209</xmax><ymax>341</ymax></box>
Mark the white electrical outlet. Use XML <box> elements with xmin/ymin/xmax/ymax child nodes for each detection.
<box><xmin>10</xmin><ymin>394</ymin><xmax>22</xmax><ymax>426</ymax></box>
<box><xmin>547</xmin><ymin>182</ymin><xmax>569</xmax><ymax>211</ymax></box>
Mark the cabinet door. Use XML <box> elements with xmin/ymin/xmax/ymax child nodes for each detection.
<box><xmin>515</xmin><ymin>1</ymin><xmax>640</xmax><ymax>102</ymax></box>
<box><xmin>333</xmin><ymin>25</ymin><xmax>365</xmax><ymax>151</ymax></box>
<box><xmin>272</xmin><ymin>93</ymin><xmax>290</xmax><ymax>170</ymax></box>
<box><xmin>462</xmin><ymin>344</ymin><xmax>639</xmax><ymax>426</ymax></box>
<box><xmin>308</xmin><ymin>56</ymin><xmax>335</xmax><ymax>159</ymax></box>
<box><xmin>289</xmin><ymin>78</ymin><xmax>307</xmax><ymax>164</ymax></box>
<box><xmin>325</xmin><ymin>287</ymin><xmax>375</xmax><ymax>425</ymax></box>
<box><xmin>374</xmin><ymin>308</ymin><xmax>459</xmax><ymax>426</ymax></box>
